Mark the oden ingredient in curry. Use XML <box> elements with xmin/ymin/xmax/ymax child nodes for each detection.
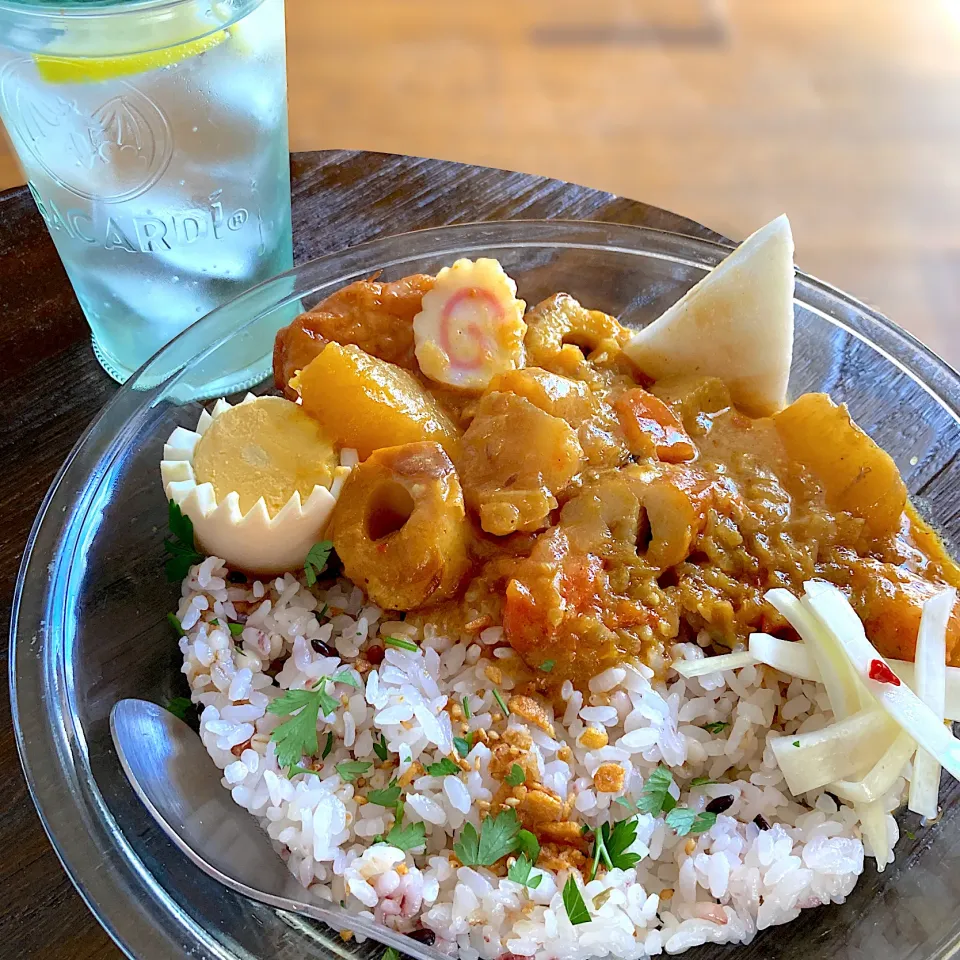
<box><xmin>274</xmin><ymin>274</ymin><xmax>960</xmax><ymax>691</ymax></box>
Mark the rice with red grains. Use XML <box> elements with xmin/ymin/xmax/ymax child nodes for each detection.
<box><xmin>176</xmin><ymin>557</ymin><xmax>900</xmax><ymax>959</ymax></box>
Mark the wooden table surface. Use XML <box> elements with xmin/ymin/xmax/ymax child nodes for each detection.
<box><xmin>0</xmin><ymin>149</ymin><xmax>724</xmax><ymax>959</ymax></box>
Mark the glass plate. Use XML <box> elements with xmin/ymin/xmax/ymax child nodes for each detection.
<box><xmin>11</xmin><ymin>220</ymin><xmax>960</xmax><ymax>960</ymax></box>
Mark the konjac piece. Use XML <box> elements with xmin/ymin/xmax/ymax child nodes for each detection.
<box><xmin>329</xmin><ymin>442</ymin><xmax>471</xmax><ymax>610</ymax></box>
<box><xmin>457</xmin><ymin>391</ymin><xmax>584</xmax><ymax>536</ymax></box>
<box><xmin>298</xmin><ymin>342</ymin><xmax>461</xmax><ymax>461</ymax></box>
<box><xmin>273</xmin><ymin>274</ymin><xmax>433</xmax><ymax>396</ymax></box>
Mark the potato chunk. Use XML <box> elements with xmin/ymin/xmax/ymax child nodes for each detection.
<box><xmin>458</xmin><ymin>391</ymin><xmax>584</xmax><ymax>535</ymax></box>
<box><xmin>329</xmin><ymin>442</ymin><xmax>471</xmax><ymax>610</ymax></box>
<box><xmin>773</xmin><ymin>393</ymin><xmax>906</xmax><ymax>539</ymax></box>
<box><xmin>299</xmin><ymin>342</ymin><xmax>461</xmax><ymax>460</ymax></box>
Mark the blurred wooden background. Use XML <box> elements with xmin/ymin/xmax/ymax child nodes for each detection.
<box><xmin>2</xmin><ymin>0</ymin><xmax>959</xmax><ymax>365</ymax></box>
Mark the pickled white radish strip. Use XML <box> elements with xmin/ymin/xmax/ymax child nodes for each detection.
<box><xmin>413</xmin><ymin>258</ymin><xmax>526</xmax><ymax>389</ymax></box>
<box><xmin>748</xmin><ymin>633</ymin><xmax>820</xmax><ymax>681</ymax></box>
<box><xmin>671</xmin><ymin>632</ymin><xmax>960</xmax><ymax>720</ymax></box>
<box><xmin>766</xmin><ymin>587</ymin><xmax>865</xmax><ymax>719</ymax></box>
<box><xmin>859</xmin><ymin>799</ymin><xmax>894</xmax><ymax>871</ymax></box>
<box><xmin>671</xmin><ymin>651</ymin><xmax>756</xmax><ymax>678</ymax></box>
<box><xmin>771</xmin><ymin>708</ymin><xmax>900</xmax><ymax>796</ymax></box>
<box><xmin>908</xmin><ymin>588</ymin><xmax>957</xmax><ymax>818</ymax></box>
<box><xmin>803</xmin><ymin>581</ymin><xmax>960</xmax><ymax>782</ymax></box>
<box><xmin>829</xmin><ymin>731</ymin><xmax>916</xmax><ymax>804</ymax></box>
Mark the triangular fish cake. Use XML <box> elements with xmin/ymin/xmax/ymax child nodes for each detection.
<box><xmin>624</xmin><ymin>214</ymin><xmax>795</xmax><ymax>416</ymax></box>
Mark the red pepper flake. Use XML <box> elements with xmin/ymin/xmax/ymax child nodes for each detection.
<box><xmin>868</xmin><ymin>659</ymin><xmax>901</xmax><ymax>686</ymax></box>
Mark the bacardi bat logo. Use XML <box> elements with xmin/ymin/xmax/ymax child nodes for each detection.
<box><xmin>0</xmin><ymin>58</ymin><xmax>173</xmax><ymax>203</ymax></box>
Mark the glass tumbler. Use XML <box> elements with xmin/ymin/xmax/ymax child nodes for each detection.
<box><xmin>0</xmin><ymin>0</ymin><xmax>294</xmax><ymax>388</ymax></box>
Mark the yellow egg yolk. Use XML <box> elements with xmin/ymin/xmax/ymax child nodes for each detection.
<box><xmin>192</xmin><ymin>396</ymin><xmax>337</xmax><ymax>516</ymax></box>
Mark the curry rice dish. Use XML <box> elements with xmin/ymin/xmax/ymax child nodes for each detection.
<box><xmin>159</xmin><ymin>215</ymin><xmax>960</xmax><ymax>959</ymax></box>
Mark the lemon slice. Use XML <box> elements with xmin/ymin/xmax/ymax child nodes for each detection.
<box><xmin>34</xmin><ymin>30</ymin><xmax>227</xmax><ymax>84</ymax></box>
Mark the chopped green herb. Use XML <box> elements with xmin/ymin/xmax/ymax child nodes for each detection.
<box><xmin>368</xmin><ymin>779</ymin><xmax>402</xmax><ymax>807</ymax></box>
<box><xmin>321</xmin><ymin>730</ymin><xmax>334</xmax><ymax>759</ymax></box>
<box><xmin>540</xmin><ymin>660</ymin><xmax>555</xmax><ymax>673</ymax></box>
<box><xmin>614</xmin><ymin>796</ymin><xmax>640</xmax><ymax>813</ymax></box>
<box><xmin>701</xmin><ymin>721</ymin><xmax>730</xmax><ymax>734</ymax></box>
<box><xmin>426</xmin><ymin>757</ymin><xmax>460</xmax><ymax>777</ymax></box>
<box><xmin>454</xmin><ymin>733</ymin><xmax>474</xmax><ymax>757</ymax></box>
<box><xmin>507</xmin><ymin>854</ymin><xmax>542</xmax><ymax>889</ymax></box>
<box><xmin>304</xmin><ymin>540</ymin><xmax>333</xmax><ymax>586</ymax></box>
<box><xmin>462</xmin><ymin>696</ymin><xmax>472</xmax><ymax>720</ymax></box>
<box><xmin>166</xmin><ymin>613</ymin><xmax>184</xmax><ymax>636</ymax></box>
<box><xmin>332</xmin><ymin>670</ymin><xmax>361</xmax><ymax>688</ymax></box>
<box><xmin>690</xmin><ymin>776</ymin><xmax>715</xmax><ymax>787</ymax></box>
<box><xmin>318</xmin><ymin>603</ymin><xmax>329</xmax><ymax>620</ymax></box>
<box><xmin>336</xmin><ymin>760</ymin><xmax>372</xmax><ymax>783</ymax></box>
<box><xmin>562</xmin><ymin>874</ymin><xmax>591</xmax><ymax>926</ymax></box>
<box><xmin>505</xmin><ymin>763</ymin><xmax>526</xmax><ymax>786</ymax></box>
<box><xmin>493</xmin><ymin>689</ymin><xmax>509</xmax><ymax>717</ymax></box>
<box><xmin>665</xmin><ymin>807</ymin><xmax>717</xmax><ymax>837</ymax></box>
<box><xmin>517</xmin><ymin>829</ymin><xmax>540</xmax><ymax>863</ymax></box>
<box><xmin>454</xmin><ymin>809</ymin><xmax>521</xmax><ymax>867</ymax></box>
<box><xmin>793</xmin><ymin>740</ymin><xmax>800</xmax><ymax>747</ymax></box>
<box><xmin>384</xmin><ymin>820</ymin><xmax>426</xmax><ymax>852</ymax></box>
<box><xmin>267</xmin><ymin>687</ymin><xmax>335</xmax><ymax>770</ymax></box>
<box><xmin>164</xmin><ymin>696</ymin><xmax>193</xmax><ymax>721</ymax></box>
<box><xmin>590</xmin><ymin>816</ymin><xmax>642</xmax><ymax>879</ymax></box>
<box><xmin>289</xmin><ymin>765</ymin><xmax>319</xmax><ymax>778</ymax></box>
<box><xmin>373</xmin><ymin>733</ymin><xmax>389</xmax><ymax>762</ymax></box>
<box><xmin>164</xmin><ymin>500</ymin><xmax>204</xmax><ymax>582</ymax></box>
<box><xmin>383</xmin><ymin>948</ymin><xmax>399</xmax><ymax>960</ymax></box>
<box><xmin>637</xmin><ymin>765</ymin><xmax>677</xmax><ymax>815</ymax></box>
<box><xmin>383</xmin><ymin>635</ymin><xmax>419</xmax><ymax>652</ymax></box>
<box><xmin>905</xmin><ymin>829</ymin><xmax>917</xmax><ymax>840</ymax></box>
<box><xmin>228</xmin><ymin>622</ymin><xmax>244</xmax><ymax>637</ymax></box>
<box><xmin>210</xmin><ymin>618</ymin><xmax>219</xmax><ymax>626</ymax></box>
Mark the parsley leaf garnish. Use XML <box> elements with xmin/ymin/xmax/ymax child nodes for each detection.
<box><xmin>166</xmin><ymin>613</ymin><xmax>184</xmax><ymax>637</ymax></box>
<box><xmin>164</xmin><ymin>500</ymin><xmax>204</xmax><ymax>581</ymax></box>
<box><xmin>384</xmin><ymin>820</ymin><xmax>426</xmax><ymax>852</ymax></box>
<box><xmin>517</xmin><ymin>829</ymin><xmax>540</xmax><ymax>863</ymax></box>
<box><xmin>321</xmin><ymin>730</ymin><xmax>334</xmax><ymax>759</ymax></box>
<box><xmin>614</xmin><ymin>796</ymin><xmax>640</xmax><ymax>813</ymax></box>
<box><xmin>368</xmin><ymin>779</ymin><xmax>402</xmax><ymax>807</ymax></box>
<box><xmin>373</xmin><ymin>733</ymin><xmax>389</xmax><ymax>762</ymax></box>
<box><xmin>454</xmin><ymin>733</ymin><xmax>474</xmax><ymax>757</ymax></box>
<box><xmin>336</xmin><ymin>760</ymin><xmax>372</xmax><ymax>782</ymax></box>
<box><xmin>540</xmin><ymin>660</ymin><xmax>555</xmax><ymax>673</ymax></box>
<box><xmin>304</xmin><ymin>540</ymin><xmax>333</xmax><ymax>586</ymax></box>
<box><xmin>701</xmin><ymin>721</ymin><xmax>730</xmax><ymax>734</ymax></box>
<box><xmin>454</xmin><ymin>809</ymin><xmax>521</xmax><ymax>867</ymax></box>
<box><xmin>590</xmin><ymin>816</ymin><xmax>642</xmax><ymax>879</ymax></box>
<box><xmin>383</xmin><ymin>949</ymin><xmax>399</xmax><ymax>960</ymax></box>
<box><xmin>507</xmin><ymin>854</ymin><xmax>542</xmax><ymax>889</ymax></box>
<box><xmin>505</xmin><ymin>763</ymin><xmax>525</xmax><ymax>786</ymax></box>
<box><xmin>267</xmin><ymin>683</ymin><xmax>339</xmax><ymax>769</ymax></box>
<box><xmin>164</xmin><ymin>696</ymin><xmax>193</xmax><ymax>721</ymax></box>
<box><xmin>562</xmin><ymin>874</ymin><xmax>591</xmax><ymax>925</ymax></box>
<box><xmin>426</xmin><ymin>757</ymin><xmax>459</xmax><ymax>777</ymax></box>
<box><xmin>637</xmin><ymin>765</ymin><xmax>677</xmax><ymax>815</ymax></box>
<box><xmin>690</xmin><ymin>776</ymin><xmax>715</xmax><ymax>787</ymax></box>
<box><xmin>665</xmin><ymin>807</ymin><xmax>717</xmax><ymax>837</ymax></box>
<box><xmin>228</xmin><ymin>622</ymin><xmax>244</xmax><ymax>637</ymax></box>
<box><xmin>332</xmin><ymin>670</ymin><xmax>361</xmax><ymax>689</ymax></box>
<box><xmin>289</xmin><ymin>764</ymin><xmax>318</xmax><ymax>778</ymax></box>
